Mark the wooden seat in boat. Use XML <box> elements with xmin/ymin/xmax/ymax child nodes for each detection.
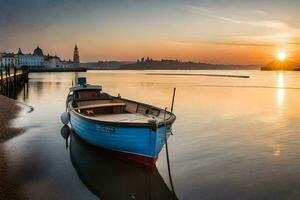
<box><xmin>76</xmin><ymin>100</ymin><xmax>112</xmax><ymax>107</ymax></box>
<box><xmin>78</xmin><ymin>102</ymin><xmax>126</xmax><ymax>110</ymax></box>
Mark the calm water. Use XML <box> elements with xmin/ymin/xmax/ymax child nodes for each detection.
<box><xmin>3</xmin><ymin>70</ymin><xmax>300</xmax><ymax>199</ymax></box>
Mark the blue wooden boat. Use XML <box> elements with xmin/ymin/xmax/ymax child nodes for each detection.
<box><xmin>65</xmin><ymin>80</ymin><xmax>176</xmax><ymax>166</ymax></box>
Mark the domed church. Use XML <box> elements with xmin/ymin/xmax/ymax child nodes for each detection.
<box><xmin>18</xmin><ymin>46</ymin><xmax>44</xmax><ymax>68</ymax></box>
<box><xmin>33</xmin><ymin>46</ymin><xmax>44</xmax><ymax>57</ymax></box>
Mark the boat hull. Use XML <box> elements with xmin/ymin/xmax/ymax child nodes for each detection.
<box><xmin>70</xmin><ymin>110</ymin><xmax>172</xmax><ymax>166</ymax></box>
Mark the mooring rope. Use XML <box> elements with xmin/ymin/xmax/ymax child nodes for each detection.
<box><xmin>164</xmin><ymin>107</ymin><xmax>176</xmax><ymax>197</ymax></box>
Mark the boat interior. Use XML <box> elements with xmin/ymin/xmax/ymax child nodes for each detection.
<box><xmin>71</xmin><ymin>89</ymin><xmax>171</xmax><ymax>124</ymax></box>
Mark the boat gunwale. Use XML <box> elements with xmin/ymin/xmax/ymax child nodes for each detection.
<box><xmin>68</xmin><ymin>100</ymin><xmax>176</xmax><ymax>128</ymax></box>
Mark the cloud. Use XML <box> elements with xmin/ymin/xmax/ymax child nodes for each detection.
<box><xmin>172</xmin><ymin>39</ymin><xmax>276</xmax><ymax>47</ymax></box>
<box><xmin>288</xmin><ymin>38</ymin><xmax>300</xmax><ymax>46</ymax></box>
<box><xmin>185</xmin><ymin>5</ymin><xmax>289</xmax><ymax>29</ymax></box>
<box><xmin>170</xmin><ymin>32</ymin><xmax>295</xmax><ymax>47</ymax></box>
<box><xmin>216</xmin><ymin>16</ymin><xmax>288</xmax><ymax>29</ymax></box>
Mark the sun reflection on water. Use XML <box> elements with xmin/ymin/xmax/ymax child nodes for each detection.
<box><xmin>277</xmin><ymin>72</ymin><xmax>285</xmax><ymax>107</ymax></box>
<box><xmin>273</xmin><ymin>144</ymin><xmax>281</xmax><ymax>156</ymax></box>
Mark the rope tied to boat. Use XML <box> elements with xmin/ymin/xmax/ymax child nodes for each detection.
<box><xmin>164</xmin><ymin>87</ymin><xmax>177</xmax><ymax>197</ymax></box>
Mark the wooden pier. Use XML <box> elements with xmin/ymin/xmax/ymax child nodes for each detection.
<box><xmin>0</xmin><ymin>66</ymin><xmax>29</xmax><ymax>97</ymax></box>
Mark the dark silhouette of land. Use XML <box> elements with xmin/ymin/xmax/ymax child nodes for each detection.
<box><xmin>261</xmin><ymin>59</ymin><xmax>300</xmax><ymax>71</ymax></box>
<box><xmin>146</xmin><ymin>73</ymin><xmax>250</xmax><ymax>78</ymax></box>
<box><xmin>81</xmin><ymin>61</ymin><xmax>133</xmax><ymax>69</ymax></box>
<box><xmin>120</xmin><ymin>58</ymin><xmax>258</xmax><ymax>70</ymax></box>
<box><xmin>80</xmin><ymin>58</ymin><xmax>259</xmax><ymax>70</ymax></box>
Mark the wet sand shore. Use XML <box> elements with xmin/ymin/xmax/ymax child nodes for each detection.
<box><xmin>0</xmin><ymin>95</ymin><xmax>27</xmax><ymax>200</ymax></box>
<box><xmin>0</xmin><ymin>95</ymin><xmax>23</xmax><ymax>142</ymax></box>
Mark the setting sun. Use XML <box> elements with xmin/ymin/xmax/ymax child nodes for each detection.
<box><xmin>277</xmin><ymin>52</ymin><xmax>287</xmax><ymax>61</ymax></box>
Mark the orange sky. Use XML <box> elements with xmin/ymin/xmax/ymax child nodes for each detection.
<box><xmin>1</xmin><ymin>0</ymin><xmax>300</xmax><ymax>65</ymax></box>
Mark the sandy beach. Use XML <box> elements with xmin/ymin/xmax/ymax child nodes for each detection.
<box><xmin>0</xmin><ymin>95</ymin><xmax>27</xmax><ymax>200</ymax></box>
<box><xmin>0</xmin><ymin>95</ymin><xmax>23</xmax><ymax>142</ymax></box>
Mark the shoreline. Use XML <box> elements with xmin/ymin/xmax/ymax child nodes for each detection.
<box><xmin>0</xmin><ymin>95</ymin><xmax>23</xmax><ymax>142</ymax></box>
<box><xmin>0</xmin><ymin>95</ymin><xmax>28</xmax><ymax>199</ymax></box>
<box><xmin>29</xmin><ymin>67</ymin><xmax>87</xmax><ymax>72</ymax></box>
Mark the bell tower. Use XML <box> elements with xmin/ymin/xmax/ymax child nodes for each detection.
<box><xmin>73</xmin><ymin>44</ymin><xmax>80</xmax><ymax>67</ymax></box>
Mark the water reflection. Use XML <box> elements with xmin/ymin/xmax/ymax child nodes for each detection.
<box><xmin>61</xmin><ymin>125</ymin><xmax>70</xmax><ymax>149</ymax></box>
<box><xmin>61</xmin><ymin>126</ymin><xmax>177</xmax><ymax>200</ymax></box>
<box><xmin>272</xmin><ymin>143</ymin><xmax>281</xmax><ymax>156</ymax></box>
<box><xmin>1</xmin><ymin>82</ymin><xmax>29</xmax><ymax>100</ymax></box>
<box><xmin>8</xmin><ymin>71</ymin><xmax>300</xmax><ymax>199</ymax></box>
<box><xmin>277</xmin><ymin>72</ymin><xmax>285</xmax><ymax>108</ymax></box>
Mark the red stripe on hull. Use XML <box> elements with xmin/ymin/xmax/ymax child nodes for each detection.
<box><xmin>108</xmin><ymin>149</ymin><xmax>158</xmax><ymax>168</ymax></box>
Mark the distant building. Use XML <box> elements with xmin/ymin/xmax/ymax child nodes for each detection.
<box><xmin>73</xmin><ymin>44</ymin><xmax>80</xmax><ymax>67</ymax></box>
<box><xmin>44</xmin><ymin>55</ymin><xmax>74</xmax><ymax>68</ymax></box>
<box><xmin>44</xmin><ymin>54</ymin><xmax>62</xmax><ymax>68</ymax></box>
<box><xmin>61</xmin><ymin>59</ymin><xmax>74</xmax><ymax>68</ymax></box>
<box><xmin>0</xmin><ymin>45</ymin><xmax>77</xmax><ymax>69</ymax></box>
<box><xmin>33</xmin><ymin>46</ymin><xmax>44</xmax><ymax>57</ymax></box>
<box><xmin>0</xmin><ymin>53</ymin><xmax>18</xmax><ymax>67</ymax></box>
<box><xmin>18</xmin><ymin>46</ymin><xmax>44</xmax><ymax>68</ymax></box>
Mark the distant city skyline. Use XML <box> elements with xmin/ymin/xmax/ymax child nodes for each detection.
<box><xmin>1</xmin><ymin>0</ymin><xmax>300</xmax><ymax>65</ymax></box>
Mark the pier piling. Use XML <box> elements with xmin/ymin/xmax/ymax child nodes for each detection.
<box><xmin>0</xmin><ymin>65</ymin><xmax>29</xmax><ymax>97</ymax></box>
